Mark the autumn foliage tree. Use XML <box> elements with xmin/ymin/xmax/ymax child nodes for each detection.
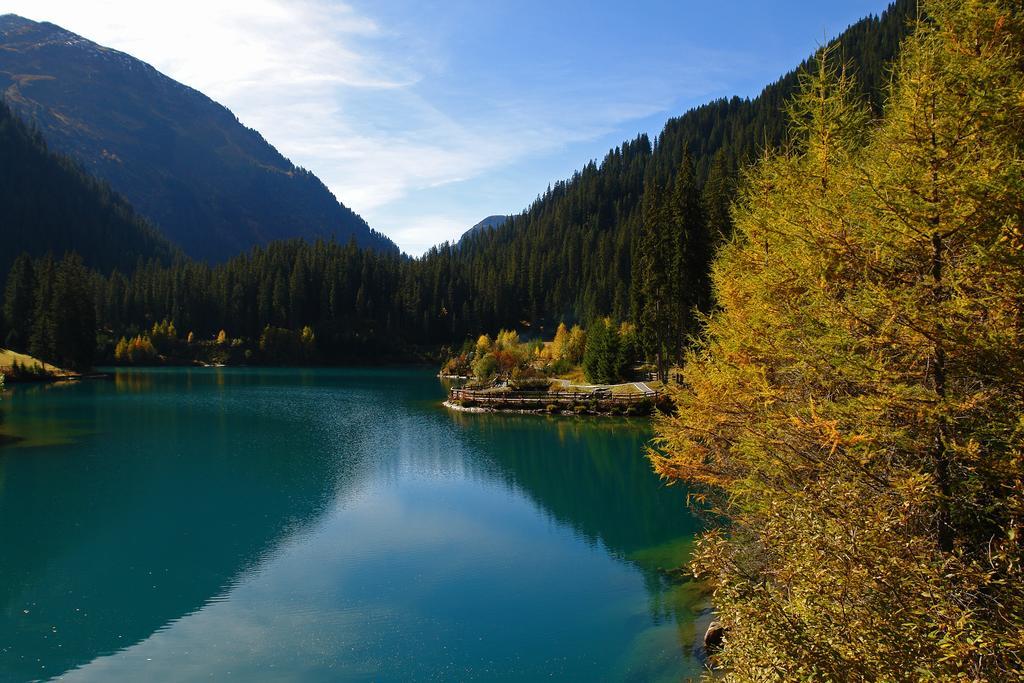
<box><xmin>548</xmin><ymin>322</ymin><xmax>570</xmax><ymax>361</ymax></box>
<box><xmin>114</xmin><ymin>334</ymin><xmax>158</xmax><ymax>364</ymax></box>
<box><xmin>651</xmin><ymin>1</ymin><xmax>1024</xmax><ymax>678</ymax></box>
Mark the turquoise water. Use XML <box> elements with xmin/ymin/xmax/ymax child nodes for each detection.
<box><xmin>0</xmin><ymin>368</ymin><xmax>705</xmax><ymax>681</ymax></box>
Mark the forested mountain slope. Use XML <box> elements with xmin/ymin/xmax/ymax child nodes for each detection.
<box><xmin>448</xmin><ymin>0</ymin><xmax>916</xmax><ymax>328</ymax></box>
<box><xmin>0</xmin><ymin>98</ymin><xmax>178</xmax><ymax>277</ymax></box>
<box><xmin>0</xmin><ymin>14</ymin><xmax>397</xmax><ymax>261</ymax></box>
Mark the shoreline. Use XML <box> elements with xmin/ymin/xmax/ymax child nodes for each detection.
<box><xmin>104</xmin><ymin>359</ymin><xmax>439</xmax><ymax>370</ymax></box>
<box><xmin>442</xmin><ymin>400</ymin><xmax>494</xmax><ymax>414</ymax></box>
<box><xmin>1</xmin><ymin>371</ymin><xmax>113</xmax><ymax>385</ymax></box>
<box><xmin>442</xmin><ymin>400</ymin><xmax>650</xmax><ymax>419</ymax></box>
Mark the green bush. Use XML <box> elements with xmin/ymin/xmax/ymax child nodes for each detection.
<box><xmin>510</xmin><ymin>376</ymin><xmax>551</xmax><ymax>391</ymax></box>
<box><xmin>545</xmin><ymin>358</ymin><xmax>574</xmax><ymax>376</ymax></box>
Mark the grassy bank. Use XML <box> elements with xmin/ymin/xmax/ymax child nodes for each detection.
<box><xmin>0</xmin><ymin>348</ymin><xmax>78</xmax><ymax>382</ymax></box>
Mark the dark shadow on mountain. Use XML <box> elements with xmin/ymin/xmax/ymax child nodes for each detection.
<box><xmin>0</xmin><ymin>15</ymin><xmax>398</xmax><ymax>261</ymax></box>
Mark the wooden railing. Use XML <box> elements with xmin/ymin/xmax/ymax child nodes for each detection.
<box><xmin>449</xmin><ymin>387</ymin><xmax>659</xmax><ymax>406</ymax></box>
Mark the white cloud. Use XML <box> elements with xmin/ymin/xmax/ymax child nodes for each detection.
<box><xmin>383</xmin><ymin>213</ymin><xmax>469</xmax><ymax>253</ymax></box>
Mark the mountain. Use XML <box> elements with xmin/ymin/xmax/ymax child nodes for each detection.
<box><xmin>57</xmin><ymin>1</ymin><xmax>919</xmax><ymax>353</ymax></box>
<box><xmin>458</xmin><ymin>215</ymin><xmax>509</xmax><ymax>245</ymax></box>
<box><xmin>0</xmin><ymin>2</ymin><xmax>920</xmax><ymax>363</ymax></box>
<box><xmin>0</xmin><ymin>14</ymin><xmax>398</xmax><ymax>261</ymax></box>
<box><xmin>0</xmin><ymin>97</ymin><xmax>178</xmax><ymax>277</ymax></box>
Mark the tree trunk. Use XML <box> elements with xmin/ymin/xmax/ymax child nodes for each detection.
<box><xmin>931</xmin><ymin>231</ymin><xmax>952</xmax><ymax>553</ymax></box>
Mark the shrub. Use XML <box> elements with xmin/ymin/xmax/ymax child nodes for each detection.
<box><xmin>472</xmin><ymin>353</ymin><xmax>500</xmax><ymax>382</ymax></box>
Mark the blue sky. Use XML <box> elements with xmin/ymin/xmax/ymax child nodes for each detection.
<box><xmin>6</xmin><ymin>0</ymin><xmax>892</xmax><ymax>254</ymax></box>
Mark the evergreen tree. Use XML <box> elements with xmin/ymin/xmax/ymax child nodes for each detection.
<box><xmin>634</xmin><ymin>151</ymin><xmax>706</xmax><ymax>381</ymax></box>
<box><xmin>701</xmin><ymin>149</ymin><xmax>736</xmax><ymax>247</ymax></box>
<box><xmin>635</xmin><ymin>176</ymin><xmax>672</xmax><ymax>380</ymax></box>
<box><xmin>50</xmin><ymin>254</ymin><xmax>96</xmax><ymax>371</ymax></box>
<box><xmin>583</xmin><ymin>318</ymin><xmax>622</xmax><ymax>384</ymax></box>
<box><xmin>3</xmin><ymin>253</ymin><xmax>35</xmax><ymax>350</ymax></box>
<box><xmin>582</xmin><ymin>318</ymin><xmax>603</xmax><ymax>383</ymax></box>
<box><xmin>599</xmin><ymin>322</ymin><xmax>621</xmax><ymax>384</ymax></box>
<box><xmin>667</xmin><ymin>151</ymin><xmax>708</xmax><ymax>348</ymax></box>
<box><xmin>28</xmin><ymin>256</ymin><xmax>55</xmax><ymax>363</ymax></box>
<box><xmin>616</xmin><ymin>322</ymin><xmax>639</xmax><ymax>381</ymax></box>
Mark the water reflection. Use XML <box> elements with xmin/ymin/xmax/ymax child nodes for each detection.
<box><xmin>445</xmin><ymin>412</ymin><xmax>693</xmax><ymax>554</ymax></box>
<box><xmin>0</xmin><ymin>369</ymin><xmax>704</xmax><ymax>681</ymax></box>
<box><xmin>442</xmin><ymin>409</ymin><xmax>708</xmax><ymax>661</ymax></box>
<box><xmin>113</xmin><ymin>370</ymin><xmax>156</xmax><ymax>393</ymax></box>
<box><xmin>0</xmin><ymin>390</ymin><xmax>7</xmax><ymax>443</ymax></box>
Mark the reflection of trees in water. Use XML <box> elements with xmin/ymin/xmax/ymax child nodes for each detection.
<box><xmin>450</xmin><ymin>411</ymin><xmax>698</xmax><ymax>555</ymax></box>
<box><xmin>114</xmin><ymin>369</ymin><xmax>156</xmax><ymax>393</ymax></box>
<box><xmin>2</xmin><ymin>372</ymin><xmax>705</xmax><ymax>680</ymax></box>
<box><xmin>446</xmin><ymin>410</ymin><xmax>710</xmax><ymax>648</ymax></box>
<box><xmin>0</xmin><ymin>390</ymin><xmax>17</xmax><ymax>447</ymax></box>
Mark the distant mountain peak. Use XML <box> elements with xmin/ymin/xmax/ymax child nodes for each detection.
<box><xmin>1</xmin><ymin>14</ymin><xmax>75</xmax><ymax>41</ymax></box>
<box><xmin>0</xmin><ymin>15</ymin><xmax>399</xmax><ymax>260</ymax></box>
<box><xmin>0</xmin><ymin>13</ymin><xmax>32</xmax><ymax>25</ymax></box>
<box><xmin>459</xmin><ymin>215</ymin><xmax>509</xmax><ymax>245</ymax></box>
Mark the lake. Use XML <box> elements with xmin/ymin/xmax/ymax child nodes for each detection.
<box><xmin>0</xmin><ymin>368</ymin><xmax>705</xmax><ymax>681</ymax></box>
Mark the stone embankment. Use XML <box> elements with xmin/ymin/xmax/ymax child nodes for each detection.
<box><xmin>445</xmin><ymin>386</ymin><xmax>662</xmax><ymax>417</ymax></box>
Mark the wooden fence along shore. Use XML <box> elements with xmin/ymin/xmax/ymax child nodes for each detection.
<box><xmin>446</xmin><ymin>386</ymin><xmax>662</xmax><ymax>416</ymax></box>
